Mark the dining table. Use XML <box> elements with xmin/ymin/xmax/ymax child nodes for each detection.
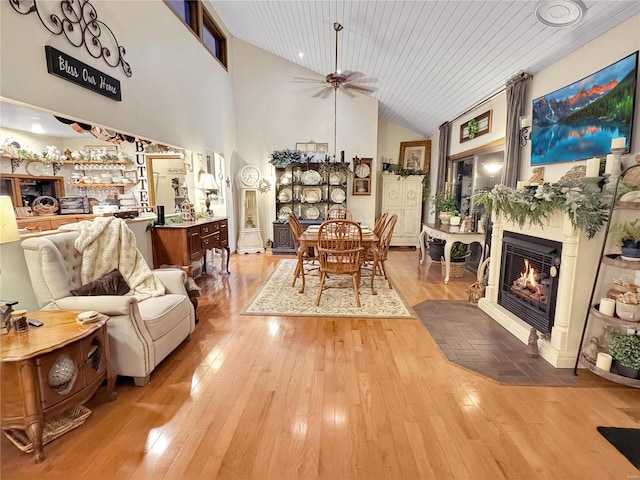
<box><xmin>296</xmin><ymin>224</ymin><xmax>380</xmax><ymax>295</ymax></box>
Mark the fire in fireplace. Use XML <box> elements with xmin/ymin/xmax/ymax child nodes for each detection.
<box><xmin>499</xmin><ymin>232</ymin><xmax>562</xmax><ymax>334</ymax></box>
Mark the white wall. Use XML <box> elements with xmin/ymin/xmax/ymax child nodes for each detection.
<box><xmin>232</xmin><ymin>39</ymin><xmax>379</xmax><ymax>234</ymax></box>
<box><xmin>521</xmin><ymin>14</ymin><xmax>640</xmax><ymax>182</ymax></box>
<box><xmin>449</xmin><ymin>91</ymin><xmax>507</xmax><ymax>157</ymax></box>
<box><xmin>377</xmin><ymin>117</ymin><xmax>428</xmax><ymax>218</ymax></box>
<box><xmin>0</xmin><ymin>0</ymin><xmax>237</xmax><ymax>307</ymax></box>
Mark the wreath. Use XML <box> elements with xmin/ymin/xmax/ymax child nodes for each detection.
<box><xmin>467</xmin><ymin>119</ymin><xmax>480</xmax><ymax>139</ymax></box>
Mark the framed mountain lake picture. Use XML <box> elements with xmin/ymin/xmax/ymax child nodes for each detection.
<box><xmin>531</xmin><ymin>51</ymin><xmax>638</xmax><ymax>166</ymax></box>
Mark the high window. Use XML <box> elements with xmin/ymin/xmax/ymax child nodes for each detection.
<box><xmin>165</xmin><ymin>1</ymin><xmax>227</xmax><ymax>69</ymax></box>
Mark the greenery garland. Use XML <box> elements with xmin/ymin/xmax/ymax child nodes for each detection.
<box><xmin>473</xmin><ymin>181</ymin><xmax>609</xmax><ymax>239</ymax></box>
<box><xmin>467</xmin><ymin>119</ymin><xmax>480</xmax><ymax>139</ymax></box>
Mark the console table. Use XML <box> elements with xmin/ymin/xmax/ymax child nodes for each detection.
<box><xmin>1</xmin><ymin>310</ymin><xmax>115</xmax><ymax>463</ymax></box>
<box><xmin>152</xmin><ymin>217</ymin><xmax>230</xmax><ymax>274</ymax></box>
<box><xmin>419</xmin><ymin>223</ymin><xmax>485</xmax><ymax>284</ymax></box>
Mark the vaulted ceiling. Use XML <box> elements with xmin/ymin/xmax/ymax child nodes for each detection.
<box><xmin>210</xmin><ymin>0</ymin><xmax>640</xmax><ymax>137</ymax></box>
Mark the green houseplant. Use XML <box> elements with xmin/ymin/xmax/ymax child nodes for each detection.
<box><xmin>450</xmin><ymin>242</ymin><xmax>471</xmax><ymax>262</ymax></box>
<box><xmin>609</xmin><ymin>333</ymin><xmax>640</xmax><ymax>379</ymax></box>
<box><xmin>610</xmin><ymin>219</ymin><xmax>640</xmax><ymax>259</ymax></box>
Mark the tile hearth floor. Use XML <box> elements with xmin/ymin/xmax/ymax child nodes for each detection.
<box><xmin>415</xmin><ymin>300</ymin><xmax>578</xmax><ymax>386</ymax></box>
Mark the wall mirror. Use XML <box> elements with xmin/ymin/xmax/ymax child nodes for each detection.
<box><xmin>147</xmin><ymin>155</ymin><xmax>187</xmax><ymax>213</ymax></box>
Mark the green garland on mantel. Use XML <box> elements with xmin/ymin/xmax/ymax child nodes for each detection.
<box><xmin>473</xmin><ymin>182</ymin><xmax>610</xmax><ymax>240</ymax></box>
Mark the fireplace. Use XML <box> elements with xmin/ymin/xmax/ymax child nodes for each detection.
<box><xmin>478</xmin><ymin>211</ymin><xmax>602</xmax><ymax>368</ymax></box>
<box><xmin>498</xmin><ymin>232</ymin><xmax>562</xmax><ymax>334</ymax></box>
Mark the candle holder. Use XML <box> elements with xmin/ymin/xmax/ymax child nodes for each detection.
<box><xmin>603</xmin><ymin>148</ymin><xmax>625</xmax><ymax>194</ymax></box>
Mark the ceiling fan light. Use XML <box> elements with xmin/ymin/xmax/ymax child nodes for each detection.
<box><xmin>535</xmin><ymin>0</ymin><xmax>585</xmax><ymax>27</ymax></box>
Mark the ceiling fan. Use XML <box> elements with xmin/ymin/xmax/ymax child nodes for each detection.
<box><xmin>295</xmin><ymin>22</ymin><xmax>376</xmax><ymax>99</ymax></box>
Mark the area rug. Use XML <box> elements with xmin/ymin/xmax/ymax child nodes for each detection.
<box><xmin>415</xmin><ymin>300</ymin><xmax>579</xmax><ymax>386</ymax></box>
<box><xmin>597</xmin><ymin>427</ymin><xmax>640</xmax><ymax>469</ymax></box>
<box><xmin>242</xmin><ymin>259</ymin><xmax>415</xmax><ymax>318</ymax></box>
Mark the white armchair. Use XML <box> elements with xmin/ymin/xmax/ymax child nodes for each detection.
<box><xmin>21</xmin><ymin>231</ymin><xmax>195</xmax><ymax>386</ymax></box>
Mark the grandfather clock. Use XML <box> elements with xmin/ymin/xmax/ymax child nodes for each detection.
<box><xmin>237</xmin><ymin>165</ymin><xmax>265</xmax><ymax>254</ymax></box>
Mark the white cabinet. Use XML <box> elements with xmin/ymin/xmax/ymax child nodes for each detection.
<box><xmin>380</xmin><ymin>174</ymin><xmax>425</xmax><ymax>246</ymax></box>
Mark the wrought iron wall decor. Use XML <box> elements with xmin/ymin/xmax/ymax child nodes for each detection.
<box><xmin>10</xmin><ymin>0</ymin><xmax>132</xmax><ymax>77</ymax></box>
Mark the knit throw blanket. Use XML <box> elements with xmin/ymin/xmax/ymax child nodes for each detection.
<box><xmin>60</xmin><ymin>217</ymin><xmax>165</xmax><ymax>299</ymax></box>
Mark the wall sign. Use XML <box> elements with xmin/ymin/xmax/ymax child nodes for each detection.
<box><xmin>45</xmin><ymin>46</ymin><xmax>122</xmax><ymax>101</ymax></box>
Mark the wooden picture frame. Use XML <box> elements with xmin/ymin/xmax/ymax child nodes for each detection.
<box><xmin>460</xmin><ymin>110</ymin><xmax>492</xmax><ymax>143</ymax></box>
<box><xmin>352</xmin><ymin>157</ymin><xmax>372</xmax><ymax>195</ymax></box>
<box><xmin>295</xmin><ymin>141</ymin><xmax>329</xmax><ymax>152</ymax></box>
<box><xmin>123</xmin><ymin>170</ymin><xmax>138</xmax><ymax>183</ymax></box>
<box><xmin>399</xmin><ymin>141</ymin><xmax>431</xmax><ymax>173</ymax></box>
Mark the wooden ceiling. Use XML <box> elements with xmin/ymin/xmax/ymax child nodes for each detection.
<box><xmin>209</xmin><ymin>0</ymin><xmax>639</xmax><ymax>136</ymax></box>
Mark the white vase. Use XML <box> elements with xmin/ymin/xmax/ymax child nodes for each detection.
<box><xmin>449</xmin><ymin>216</ymin><xmax>461</xmax><ymax>226</ymax></box>
<box><xmin>439</xmin><ymin>212</ymin><xmax>451</xmax><ymax>224</ymax></box>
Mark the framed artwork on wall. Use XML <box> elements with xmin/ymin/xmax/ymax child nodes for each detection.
<box><xmin>295</xmin><ymin>141</ymin><xmax>329</xmax><ymax>152</ymax></box>
<box><xmin>459</xmin><ymin>110</ymin><xmax>492</xmax><ymax>143</ymax></box>
<box><xmin>531</xmin><ymin>51</ymin><xmax>638</xmax><ymax>165</ymax></box>
<box><xmin>399</xmin><ymin>140</ymin><xmax>431</xmax><ymax>173</ymax></box>
<box><xmin>352</xmin><ymin>157</ymin><xmax>372</xmax><ymax>195</ymax></box>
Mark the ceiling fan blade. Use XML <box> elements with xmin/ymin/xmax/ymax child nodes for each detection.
<box><xmin>292</xmin><ymin>77</ymin><xmax>325</xmax><ymax>84</ymax></box>
<box><xmin>312</xmin><ymin>87</ymin><xmax>334</xmax><ymax>99</ymax></box>
<box><xmin>342</xmin><ymin>71</ymin><xmax>367</xmax><ymax>82</ymax></box>
<box><xmin>340</xmin><ymin>87</ymin><xmax>356</xmax><ymax>98</ymax></box>
<box><xmin>343</xmin><ymin>83</ymin><xmax>376</xmax><ymax>94</ymax></box>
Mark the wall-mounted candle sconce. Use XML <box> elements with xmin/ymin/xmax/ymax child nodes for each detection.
<box><xmin>519</xmin><ymin>116</ymin><xmax>531</xmax><ymax>147</ymax></box>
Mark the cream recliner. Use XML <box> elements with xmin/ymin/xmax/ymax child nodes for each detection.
<box><xmin>21</xmin><ymin>231</ymin><xmax>195</xmax><ymax>386</ymax></box>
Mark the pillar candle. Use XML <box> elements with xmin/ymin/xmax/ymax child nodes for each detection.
<box><xmin>586</xmin><ymin>157</ymin><xmax>600</xmax><ymax>177</ymax></box>
<box><xmin>599</xmin><ymin>298</ymin><xmax>616</xmax><ymax>316</ymax></box>
<box><xmin>595</xmin><ymin>352</ymin><xmax>612</xmax><ymax>371</ymax></box>
<box><xmin>611</xmin><ymin>137</ymin><xmax>626</xmax><ymax>150</ymax></box>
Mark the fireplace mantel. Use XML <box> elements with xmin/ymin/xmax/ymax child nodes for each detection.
<box><xmin>479</xmin><ymin>211</ymin><xmax>604</xmax><ymax>367</ymax></box>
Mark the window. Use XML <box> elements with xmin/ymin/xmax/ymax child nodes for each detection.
<box><xmin>202</xmin><ymin>9</ymin><xmax>226</xmax><ymax>66</ymax></box>
<box><xmin>165</xmin><ymin>1</ymin><xmax>227</xmax><ymax>69</ymax></box>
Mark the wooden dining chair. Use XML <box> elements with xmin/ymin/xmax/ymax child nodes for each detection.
<box><xmin>325</xmin><ymin>206</ymin><xmax>352</xmax><ymax>220</ymax></box>
<box><xmin>373</xmin><ymin>212</ymin><xmax>389</xmax><ymax>238</ymax></box>
<box><xmin>363</xmin><ymin>214</ymin><xmax>398</xmax><ymax>289</ymax></box>
<box><xmin>288</xmin><ymin>213</ymin><xmax>318</xmax><ymax>286</ymax></box>
<box><xmin>316</xmin><ymin>219</ymin><xmax>363</xmax><ymax>307</ymax></box>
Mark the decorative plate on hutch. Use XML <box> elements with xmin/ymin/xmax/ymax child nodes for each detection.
<box><xmin>301</xmin><ymin>170</ymin><xmax>322</xmax><ymax>185</ymax></box>
<box><xmin>279</xmin><ymin>206</ymin><xmax>292</xmax><ymax>216</ymax></box>
<box><xmin>303</xmin><ymin>187</ymin><xmax>322</xmax><ymax>203</ymax></box>
<box><xmin>330</xmin><ymin>188</ymin><xmax>346</xmax><ymax>203</ymax></box>
<box><xmin>278</xmin><ymin>187</ymin><xmax>292</xmax><ymax>202</ymax></box>
<box><xmin>305</xmin><ymin>206</ymin><xmax>320</xmax><ymax>220</ymax></box>
<box><xmin>329</xmin><ymin>171</ymin><xmax>347</xmax><ymax>185</ymax></box>
<box><xmin>280</xmin><ymin>173</ymin><xmax>292</xmax><ymax>185</ymax></box>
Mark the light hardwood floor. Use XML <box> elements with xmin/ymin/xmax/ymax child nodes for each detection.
<box><xmin>2</xmin><ymin>250</ymin><xmax>639</xmax><ymax>479</ymax></box>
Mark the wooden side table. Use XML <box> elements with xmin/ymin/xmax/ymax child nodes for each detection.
<box><xmin>1</xmin><ymin>310</ymin><xmax>115</xmax><ymax>463</ymax></box>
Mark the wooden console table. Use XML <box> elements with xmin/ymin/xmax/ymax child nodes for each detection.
<box><xmin>1</xmin><ymin>310</ymin><xmax>115</xmax><ymax>463</ymax></box>
<box><xmin>419</xmin><ymin>223</ymin><xmax>485</xmax><ymax>284</ymax></box>
<box><xmin>152</xmin><ymin>217</ymin><xmax>230</xmax><ymax>274</ymax></box>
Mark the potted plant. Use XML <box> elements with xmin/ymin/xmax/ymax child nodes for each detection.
<box><xmin>609</xmin><ymin>333</ymin><xmax>640</xmax><ymax>379</ymax></box>
<box><xmin>611</xmin><ymin>219</ymin><xmax>640</xmax><ymax>259</ymax></box>
<box><xmin>441</xmin><ymin>241</ymin><xmax>470</xmax><ymax>278</ymax></box>
<box><xmin>431</xmin><ymin>191</ymin><xmax>457</xmax><ymax>224</ymax></box>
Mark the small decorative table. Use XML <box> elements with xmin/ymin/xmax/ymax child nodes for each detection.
<box><xmin>419</xmin><ymin>223</ymin><xmax>485</xmax><ymax>284</ymax></box>
<box><xmin>1</xmin><ymin>310</ymin><xmax>115</xmax><ymax>463</ymax></box>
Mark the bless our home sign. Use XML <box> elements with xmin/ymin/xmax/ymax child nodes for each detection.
<box><xmin>45</xmin><ymin>46</ymin><xmax>122</xmax><ymax>101</ymax></box>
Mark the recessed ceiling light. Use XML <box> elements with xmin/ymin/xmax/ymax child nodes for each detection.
<box><xmin>298</xmin><ymin>52</ymin><xmax>304</xmax><ymax>58</ymax></box>
<box><xmin>535</xmin><ymin>0</ymin><xmax>585</xmax><ymax>27</ymax></box>
<box><xmin>31</xmin><ymin>123</ymin><xmax>44</xmax><ymax>134</ymax></box>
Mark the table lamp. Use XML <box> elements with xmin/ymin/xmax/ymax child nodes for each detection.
<box><xmin>0</xmin><ymin>196</ymin><xmax>19</xmax><ymax>244</ymax></box>
<box><xmin>198</xmin><ymin>173</ymin><xmax>218</xmax><ymax>214</ymax></box>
